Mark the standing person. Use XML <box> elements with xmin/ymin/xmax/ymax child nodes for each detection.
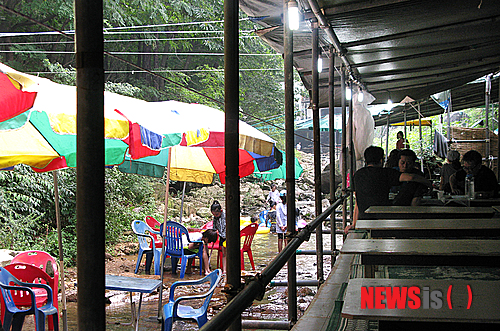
<box><xmin>439</xmin><ymin>150</ymin><xmax>461</xmax><ymax>193</ymax></box>
<box><xmin>266</xmin><ymin>183</ymin><xmax>281</xmax><ymax>204</ymax></box>
<box><xmin>210</xmin><ymin>200</ymin><xmax>226</xmax><ymax>273</ymax></box>
<box><xmin>344</xmin><ymin>146</ymin><xmax>432</xmax><ymax>233</ymax></box>
<box><xmin>396</xmin><ymin>131</ymin><xmax>409</xmax><ymax>150</ymax></box>
<box><xmin>449</xmin><ymin>150</ymin><xmax>499</xmax><ymax>197</ymax></box>
<box><xmin>276</xmin><ymin>190</ymin><xmax>287</xmax><ymax>252</ymax></box>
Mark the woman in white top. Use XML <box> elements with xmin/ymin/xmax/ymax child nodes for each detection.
<box><xmin>276</xmin><ymin>190</ymin><xmax>287</xmax><ymax>252</ymax></box>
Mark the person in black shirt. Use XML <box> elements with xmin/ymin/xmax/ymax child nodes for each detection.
<box><xmin>392</xmin><ymin>149</ymin><xmax>428</xmax><ymax>206</ymax></box>
<box><xmin>449</xmin><ymin>150</ymin><xmax>499</xmax><ymax>197</ymax></box>
<box><xmin>345</xmin><ymin>146</ymin><xmax>432</xmax><ymax>233</ymax></box>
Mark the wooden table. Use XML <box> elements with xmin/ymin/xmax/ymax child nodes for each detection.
<box><xmin>421</xmin><ymin>196</ymin><xmax>500</xmax><ymax>207</ymax></box>
<box><xmin>364</xmin><ymin>206</ymin><xmax>496</xmax><ymax>219</ymax></box>
<box><xmin>341</xmin><ymin>238</ymin><xmax>500</xmax><ymax>269</ymax></box>
<box><xmin>342</xmin><ymin>278</ymin><xmax>500</xmax><ymax>329</ymax></box>
<box><xmin>105</xmin><ymin>275</ymin><xmax>162</xmax><ymax>331</ymax></box>
<box><xmin>356</xmin><ymin>218</ymin><xmax>500</xmax><ymax>238</ymax></box>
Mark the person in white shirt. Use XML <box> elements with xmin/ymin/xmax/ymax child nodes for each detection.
<box><xmin>276</xmin><ymin>190</ymin><xmax>287</xmax><ymax>252</ymax></box>
<box><xmin>267</xmin><ymin>184</ymin><xmax>281</xmax><ymax>205</ymax></box>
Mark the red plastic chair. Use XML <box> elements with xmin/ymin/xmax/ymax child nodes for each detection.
<box><xmin>145</xmin><ymin>216</ymin><xmax>163</xmax><ymax>248</ymax></box>
<box><xmin>240</xmin><ymin>223</ymin><xmax>258</xmax><ymax>270</ymax></box>
<box><xmin>10</xmin><ymin>250</ymin><xmax>59</xmax><ymax>330</ymax></box>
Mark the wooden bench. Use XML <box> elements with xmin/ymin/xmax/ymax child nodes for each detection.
<box><xmin>356</xmin><ymin>218</ymin><xmax>500</xmax><ymax>238</ymax></box>
<box><xmin>341</xmin><ymin>239</ymin><xmax>500</xmax><ymax>271</ymax></box>
<box><xmin>364</xmin><ymin>206</ymin><xmax>496</xmax><ymax>219</ymax></box>
<box><xmin>342</xmin><ymin>278</ymin><xmax>500</xmax><ymax>330</ymax></box>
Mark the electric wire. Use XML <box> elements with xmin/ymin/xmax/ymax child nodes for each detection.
<box><xmin>0</xmin><ymin>3</ymin><xmax>327</xmax><ymax>148</ymax></box>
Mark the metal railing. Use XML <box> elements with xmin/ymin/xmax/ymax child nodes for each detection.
<box><xmin>200</xmin><ymin>194</ymin><xmax>349</xmax><ymax>331</ymax></box>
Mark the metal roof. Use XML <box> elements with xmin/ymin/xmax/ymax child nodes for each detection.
<box><xmin>240</xmin><ymin>0</ymin><xmax>500</xmax><ymax>126</ymax></box>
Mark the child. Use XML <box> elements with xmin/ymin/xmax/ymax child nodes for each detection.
<box><xmin>267</xmin><ymin>200</ymin><xmax>277</xmax><ymax>232</ymax></box>
<box><xmin>184</xmin><ymin>229</ymin><xmax>218</xmax><ymax>275</ymax></box>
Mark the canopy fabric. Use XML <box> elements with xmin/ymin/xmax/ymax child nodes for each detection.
<box><xmin>240</xmin><ymin>0</ymin><xmax>500</xmax><ymax>122</ymax></box>
<box><xmin>253</xmin><ymin>150</ymin><xmax>303</xmax><ymax>181</ymax></box>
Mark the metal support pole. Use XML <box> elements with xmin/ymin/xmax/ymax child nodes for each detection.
<box><xmin>403</xmin><ymin>107</ymin><xmax>407</xmax><ymax>141</ymax></box>
<box><xmin>341</xmin><ymin>66</ymin><xmax>347</xmax><ymax>230</ymax></box>
<box><xmin>328</xmin><ymin>49</ymin><xmax>336</xmax><ymax>266</ymax></box>
<box><xmin>225</xmin><ymin>0</ymin><xmax>241</xmax><ymax>330</ymax></box>
<box><xmin>284</xmin><ymin>0</ymin><xmax>297</xmax><ymax>325</ymax></box>
<box><xmin>75</xmin><ymin>1</ymin><xmax>105</xmax><ymax>329</ymax></box>
<box><xmin>348</xmin><ymin>82</ymin><xmax>354</xmax><ymax>222</ymax></box>
<box><xmin>447</xmin><ymin>91</ymin><xmax>452</xmax><ymax>141</ymax></box>
<box><xmin>386</xmin><ymin>112</ymin><xmax>390</xmax><ymax>159</ymax></box>
<box><xmin>419</xmin><ymin>107</ymin><xmax>424</xmax><ymax>174</ymax></box>
<box><xmin>486</xmin><ymin>74</ymin><xmax>492</xmax><ymax>166</ymax></box>
<box><xmin>498</xmin><ymin>75</ymin><xmax>500</xmax><ymax>180</ymax></box>
<box><xmin>311</xmin><ymin>20</ymin><xmax>324</xmax><ymax>284</ymax></box>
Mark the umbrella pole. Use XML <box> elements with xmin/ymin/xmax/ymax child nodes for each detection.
<box><xmin>179</xmin><ymin>181</ymin><xmax>186</xmax><ymax>223</ymax></box>
<box><xmin>158</xmin><ymin>147</ymin><xmax>172</xmax><ymax>320</ymax></box>
<box><xmin>53</xmin><ymin>171</ymin><xmax>68</xmax><ymax>331</ymax></box>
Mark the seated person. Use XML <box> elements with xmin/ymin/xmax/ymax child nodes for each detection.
<box><xmin>392</xmin><ymin>149</ymin><xmax>428</xmax><ymax>206</ymax></box>
<box><xmin>184</xmin><ymin>229</ymin><xmax>218</xmax><ymax>275</ymax></box>
<box><xmin>345</xmin><ymin>146</ymin><xmax>431</xmax><ymax>233</ymax></box>
<box><xmin>439</xmin><ymin>150</ymin><xmax>461</xmax><ymax>193</ymax></box>
<box><xmin>449</xmin><ymin>150</ymin><xmax>499</xmax><ymax>197</ymax></box>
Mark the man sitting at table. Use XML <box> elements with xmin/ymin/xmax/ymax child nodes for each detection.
<box><xmin>344</xmin><ymin>146</ymin><xmax>432</xmax><ymax>233</ymax></box>
<box><xmin>392</xmin><ymin>149</ymin><xmax>429</xmax><ymax>206</ymax></box>
<box><xmin>449</xmin><ymin>149</ymin><xmax>499</xmax><ymax>198</ymax></box>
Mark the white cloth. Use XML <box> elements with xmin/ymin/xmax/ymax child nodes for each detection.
<box><xmin>182</xmin><ymin>232</ymin><xmax>202</xmax><ymax>247</ymax></box>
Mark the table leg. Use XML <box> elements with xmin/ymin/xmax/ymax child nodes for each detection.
<box><xmin>130</xmin><ymin>292</ymin><xmax>137</xmax><ymax>326</ymax></box>
<box><xmin>135</xmin><ymin>293</ymin><xmax>143</xmax><ymax>331</ymax></box>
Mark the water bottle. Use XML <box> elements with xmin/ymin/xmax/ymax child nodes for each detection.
<box><xmin>465</xmin><ymin>174</ymin><xmax>474</xmax><ymax>199</ymax></box>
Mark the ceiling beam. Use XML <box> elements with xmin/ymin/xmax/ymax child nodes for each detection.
<box><xmin>322</xmin><ymin>0</ymin><xmax>412</xmax><ymax>16</ymax></box>
<box><xmin>342</xmin><ymin>15</ymin><xmax>500</xmax><ymax>48</ymax></box>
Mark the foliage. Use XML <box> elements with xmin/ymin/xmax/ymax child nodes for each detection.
<box><xmin>0</xmin><ymin>165</ymin><xmax>164</xmax><ymax>266</ymax></box>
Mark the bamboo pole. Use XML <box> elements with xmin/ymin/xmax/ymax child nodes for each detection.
<box><xmin>157</xmin><ymin>146</ymin><xmax>172</xmax><ymax>319</ymax></box>
<box><xmin>53</xmin><ymin>171</ymin><xmax>68</xmax><ymax>331</ymax></box>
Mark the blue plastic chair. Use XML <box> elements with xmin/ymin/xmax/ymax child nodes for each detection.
<box><xmin>162</xmin><ymin>269</ymin><xmax>222</xmax><ymax>331</ymax></box>
<box><xmin>0</xmin><ymin>267</ymin><xmax>59</xmax><ymax>331</ymax></box>
<box><xmin>131</xmin><ymin>220</ymin><xmax>162</xmax><ymax>275</ymax></box>
<box><xmin>159</xmin><ymin>221</ymin><xmax>204</xmax><ymax>278</ymax></box>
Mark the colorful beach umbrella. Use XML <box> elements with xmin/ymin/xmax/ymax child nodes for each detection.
<box><xmin>117</xmin><ymin>100</ymin><xmax>280</xmax><ymax>184</ymax></box>
<box><xmin>0</xmin><ymin>63</ymin><xmax>164</xmax><ymax>171</ymax></box>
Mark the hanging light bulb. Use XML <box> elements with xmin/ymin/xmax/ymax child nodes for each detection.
<box><xmin>288</xmin><ymin>1</ymin><xmax>300</xmax><ymax>31</ymax></box>
<box><xmin>317</xmin><ymin>55</ymin><xmax>323</xmax><ymax>73</ymax></box>
<box><xmin>358</xmin><ymin>89</ymin><xmax>364</xmax><ymax>102</ymax></box>
<box><xmin>346</xmin><ymin>87</ymin><xmax>351</xmax><ymax>100</ymax></box>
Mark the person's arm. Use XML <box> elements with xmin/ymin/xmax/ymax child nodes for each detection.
<box><xmin>439</xmin><ymin>175</ymin><xmax>445</xmax><ymax>191</ymax></box>
<box><xmin>449</xmin><ymin>173</ymin><xmax>462</xmax><ymax>194</ymax></box>
<box><xmin>400</xmin><ymin>172</ymin><xmax>432</xmax><ymax>188</ymax></box>
<box><xmin>344</xmin><ymin>193</ymin><xmax>358</xmax><ymax>234</ymax></box>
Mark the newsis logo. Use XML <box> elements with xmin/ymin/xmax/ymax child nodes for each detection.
<box><xmin>361</xmin><ymin>285</ymin><xmax>472</xmax><ymax>310</ymax></box>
